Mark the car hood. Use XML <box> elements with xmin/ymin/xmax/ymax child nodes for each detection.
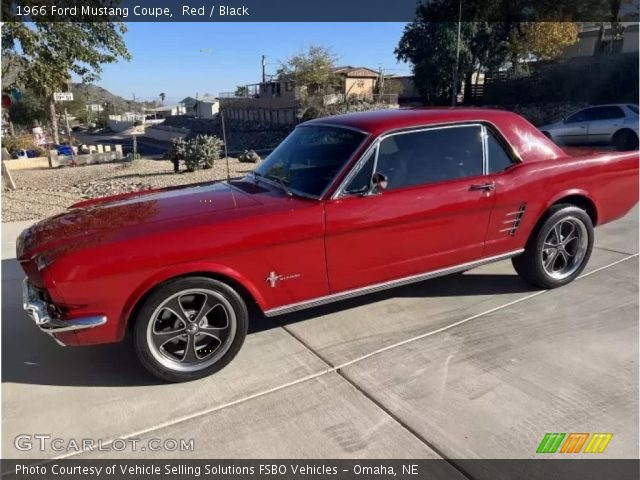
<box><xmin>17</xmin><ymin>181</ymin><xmax>261</xmax><ymax>262</ymax></box>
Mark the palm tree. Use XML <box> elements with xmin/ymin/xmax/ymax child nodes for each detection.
<box><xmin>159</xmin><ymin>92</ymin><xmax>166</xmax><ymax>106</ymax></box>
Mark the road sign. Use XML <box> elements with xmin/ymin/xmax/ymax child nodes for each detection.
<box><xmin>54</xmin><ymin>92</ymin><xmax>74</xmax><ymax>102</ymax></box>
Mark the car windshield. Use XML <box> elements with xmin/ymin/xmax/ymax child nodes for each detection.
<box><xmin>254</xmin><ymin>125</ymin><xmax>366</xmax><ymax>197</ymax></box>
<box><xmin>627</xmin><ymin>104</ymin><xmax>639</xmax><ymax>114</ymax></box>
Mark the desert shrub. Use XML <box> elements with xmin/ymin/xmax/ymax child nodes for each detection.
<box><xmin>184</xmin><ymin>134</ymin><xmax>223</xmax><ymax>171</ymax></box>
<box><xmin>239</xmin><ymin>149</ymin><xmax>261</xmax><ymax>163</ymax></box>
<box><xmin>169</xmin><ymin>137</ymin><xmax>186</xmax><ymax>160</ymax></box>
<box><xmin>2</xmin><ymin>134</ymin><xmax>38</xmax><ymax>154</ymax></box>
<box><xmin>168</xmin><ymin>137</ymin><xmax>186</xmax><ymax>172</ymax></box>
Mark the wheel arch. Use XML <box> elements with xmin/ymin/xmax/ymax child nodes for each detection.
<box><xmin>121</xmin><ymin>263</ymin><xmax>266</xmax><ymax>334</ymax></box>
<box><xmin>544</xmin><ymin>190</ymin><xmax>598</xmax><ymax>225</ymax></box>
<box><xmin>613</xmin><ymin>127</ymin><xmax>638</xmax><ymax>139</ymax></box>
<box><xmin>524</xmin><ymin>190</ymin><xmax>598</xmax><ymax>248</ymax></box>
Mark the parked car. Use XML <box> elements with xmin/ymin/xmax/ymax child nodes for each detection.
<box><xmin>18</xmin><ymin>109</ymin><xmax>639</xmax><ymax>382</ymax></box>
<box><xmin>12</xmin><ymin>149</ymin><xmax>39</xmax><ymax>159</ymax></box>
<box><xmin>539</xmin><ymin>104</ymin><xmax>639</xmax><ymax>151</ymax></box>
<box><xmin>55</xmin><ymin>144</ymin><xmax>75</xmax><ymax>156</ymax></box>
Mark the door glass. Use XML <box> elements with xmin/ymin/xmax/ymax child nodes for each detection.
<box><xmin>486</xmin><ymin>130</ymin><xmax>515</xmax><ymax>173</ymax></box>
<box><xmin>592</xmin><ymin>106</ymin><xmax>625</xmax><ymax>120</ymax></box>
<box><xmin>376</xmin><ymin>125</ymin><xmax>484</xmax><ymax>191</ymax></box>
<box><xmin>566</xmin><ymin>108</ymin><xmax>594</xmax><ymax>123</ymax></box>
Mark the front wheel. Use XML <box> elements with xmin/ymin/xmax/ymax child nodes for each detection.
<box><xmin>512</xmin><ymin>205</ymin><xmax>593</xmax><ymax>289</ymax></box>
<box><xmin>133</xmin><ymin>277</ymin><xmax>248</xmax><ymax>382</ymax></box>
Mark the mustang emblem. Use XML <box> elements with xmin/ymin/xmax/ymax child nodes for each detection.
<box><xmin>266</xmin><ymin>271</ymin><xmax>301</xmax><ymax>288</ymax></box>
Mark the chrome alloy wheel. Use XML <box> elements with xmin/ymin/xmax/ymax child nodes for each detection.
<box><xmin>146</xmin><ymin>289</ymin><xmax>236</xmax><ymax>372</ymax></box>
<box><xmin>540</xmin><ymin>217</ymin><xmax>588</xmax><ymax>280</ymax></box>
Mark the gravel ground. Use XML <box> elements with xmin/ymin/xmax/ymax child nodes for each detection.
<box><xmin>2</xmin><ymin>158</ymin><xmax>256</xmax><ymax>222</ymax></box>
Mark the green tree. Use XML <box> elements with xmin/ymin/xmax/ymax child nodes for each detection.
<box><xmin>1</xmin><ymin>1</ymin><xmax>131</xmax><ymax>143</ymax></box>
<box><xmin>159</xmin><ymin>92</ymin><xmax>166</xmax><ymax>105</ymax></box>
<box><xmin>235</xmin><ymin>85</ymin><xmax>248</xmax><ymax>97</ymax></box>
<box><xmin>280</xmin><ymin>45</ymin><xmax>340</xmax><ymax>96</ymax></box>
<box><xmin>396</xmin><ymin>1</ymin><xmax>582</xmax><ymax>104</ymax></box>
<box><xmin>6</xmin><ymin>89</ymin><xmax>49</xmax><ymax>128</ymax></box>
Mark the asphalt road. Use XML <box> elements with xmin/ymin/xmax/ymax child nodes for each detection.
<box><xmin>1</xmin><ymin>206</ymin><xmax>637</xmax><ymax>471</ymax></box>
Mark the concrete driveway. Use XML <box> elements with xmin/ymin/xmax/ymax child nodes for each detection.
<box><xmin>1</xmin><ymin>207</ymin><xmax>637</xmax><ymax>468</ymax></box>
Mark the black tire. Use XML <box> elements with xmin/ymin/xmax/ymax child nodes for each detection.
<box><xmin>133</xmin><ymin>277</ymin><xmax>248</xmax><ymax>382</ymax></box>
<box><xmin>613</xmin><ymin>129</ymin><xmax>639</xmax><ymax>151</ymax></box>
<box><xmin>512</xmin><ymin>205</ymin><xmax>594</xmax><ymax>289</ymax></box>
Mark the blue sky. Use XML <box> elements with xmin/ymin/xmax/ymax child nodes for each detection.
<box><xmin>93</xmin><ymin>23</ymin><xmax>412</xmax><ymax>103</ymax></box>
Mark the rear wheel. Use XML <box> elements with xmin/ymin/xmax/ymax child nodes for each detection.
<box><xmin>133</xmin><ymin>277</ymin><xmax>248</xmax><ymax>382</ymax></box>
<box><xmin>613</xmin><ymin>129</ymin><xmax>638</xmax><ymax>151</ymax></box>
<box><xmin>512</xmin><ymin>205</ymin><xmax>593</xmax><ymax>289</ymax></box>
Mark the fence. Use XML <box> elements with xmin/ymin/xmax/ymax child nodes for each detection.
<box><xmin>470</xmin><ymin>53</ymin><xmax>639</xmax><ymax>106</ymax></box>
<box><xmin>3</xmin><ymin>144</ymin><xmax>124</xmax><ymax>170</ymax></box>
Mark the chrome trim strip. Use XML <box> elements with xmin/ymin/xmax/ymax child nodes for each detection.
<box><xmin>481</xmin><ymin>124</ymin><xmax>489</xmax><ymax>175</ymax></box>
<box><xmin>264</xmin><ymin>249</ymin><xmax>524</xmax><ymax>317</ymax></box>
<box><xmin>22</xmin><ymin>278</ymin><xmax>107</xmax><ymax>345</ymax></box>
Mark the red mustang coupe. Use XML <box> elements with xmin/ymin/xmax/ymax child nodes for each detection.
<box><xmin>18</xmin><ymin>109</ymin><xmax>639</xmax><ymax>382</ymax></box>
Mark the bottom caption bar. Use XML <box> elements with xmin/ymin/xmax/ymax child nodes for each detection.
<box><xmin>1</xmin><ymin>459</ymin><xmax>638</xmax><ymax>480</ymax></box>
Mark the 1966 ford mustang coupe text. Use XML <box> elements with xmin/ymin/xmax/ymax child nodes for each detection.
<box><xmin>17</xmin><ymin>109</ymin><xmax>639</xmax><ymax>381</ymax></box>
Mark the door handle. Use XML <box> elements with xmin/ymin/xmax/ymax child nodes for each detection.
<box><xmin>469</xmin><ymin>182</ymin><xmax>496</xmax><ymax>192</ymax></box>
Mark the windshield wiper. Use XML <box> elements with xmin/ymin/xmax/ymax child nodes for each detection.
<box><xmin>266</xmin><ymin>174</ymin><xmax>294</xmax><ymax>197</ymax></box>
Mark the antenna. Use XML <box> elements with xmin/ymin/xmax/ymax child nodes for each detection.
<box><xmin>220</xmin><ymin>107</ymin><xmax>230</xmax><ymax>182</ymax></box>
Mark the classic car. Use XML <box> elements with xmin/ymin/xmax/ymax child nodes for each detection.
<box><xmin>18</xmin><ymin>108</ymin><xmax>639</xmax><ymax>382</ymax></box>
<box><xmin>539</xmin><ymin>104</ymin><xmax>639</xmax><ymax>151</ymax></box>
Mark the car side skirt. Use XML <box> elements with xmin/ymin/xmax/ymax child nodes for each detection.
<box><xmin>264</xmin><ymin>249</ymin><xmax>524</xmax><ymax>317</ymax></box>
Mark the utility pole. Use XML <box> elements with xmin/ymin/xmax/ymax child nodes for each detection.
<box><xmin>378</xmin><ymin>65</ymin><xmax>385</xmax><ymax>97</ymax></box>
<box><xmin>261</xmin><ymin>55</ymin><xmax>267</xmax><ymax>83</ymax></box>
<box><xmin>452</xmin><ymin>0</ymin><xmax>462</xmax><ymax>106</ymax></box>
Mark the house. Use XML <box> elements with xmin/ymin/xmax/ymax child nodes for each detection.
<box><xmin>219</xmin><ymin>64</ymin><xmax>398</xmax><ymax>125</ymax></box>
<box><xmin>179</xmin><ymin>96</ymin><xmax>220</xmax><ymax>118</ymax></box>
<box><xmin>561</xmin><ymin>22</ymin><xmax>639</xmax><ymax>58</ymax></box>
<box><xmin>331</xmin><ymin>66</ymin><xmax>380</xmax><ymax>98</ymax></box>
<box><xmin>85</xmin><ymin>104</ymin><xmax>104</xmax><ymax>112</ymax></box>
<box><xmin>145</xmin><ymin>104</ymin><xmax>186</xmax><ymax>119</ymax></box>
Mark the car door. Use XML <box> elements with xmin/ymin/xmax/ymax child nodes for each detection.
<box><xmin>324</xmin><ymin>124</ymin><xmax>496</xmax><ymax>293</ymax></box>
<box><xmin>586</xmin><ymin>106</ymin><xmax>626</xmax><ymax>144</ymax></box>
<box><xmin>555</xmin><ymin>108</ymin><xmax>594</xmax><ymax>145</ymax></box>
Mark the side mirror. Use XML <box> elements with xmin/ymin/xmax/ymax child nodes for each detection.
<box><xmin>371</xmin><ymin>172</ymin><xmax>388</xmax><ymax>194</ymax></box>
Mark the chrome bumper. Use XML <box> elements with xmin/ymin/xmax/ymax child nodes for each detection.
<box><xmin>22</xmin><ymin>278</ymin><xmax>107</xmax><ymax>345</ymax></box>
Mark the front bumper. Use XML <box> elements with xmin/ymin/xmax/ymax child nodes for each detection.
<box><xmin>22</xmin><ymin>278</ymin><xmax>107</xmax><ymax>346</ymax></box>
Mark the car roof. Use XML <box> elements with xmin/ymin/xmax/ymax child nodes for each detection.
<box><xmin>575</xmin><ymin>104</ymin><xmax>637</xmax><ymax>109</ymax></box>
<box><xmin>302</xmin><ymin>107</ymin><xmax>527</xmax><ymax>136</ymax></box>
<box><xmin>303</xmin><ymin>107</ymin><xmax>569</xmax><ymax>163</ymax></box>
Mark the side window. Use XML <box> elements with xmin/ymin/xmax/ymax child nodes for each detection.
<box><xmin>376</xmin><ymin>125</ymin><xmax>484</xmax><ymax>191</ymax></box>
<box><xmin>344</xmin><ymin>150</ymin><xmax>375</xmax><ymax>194</ymax></box>
<box><xmin>566</xmin><ymin>109</ymin><xmax>591</xmax><ymax>123</ymax></box>
<box><xmin>486</xmin><ymin>130</ymin><xmax>514</xmax><ymax>173</ymax></box>
<box><xmin>627</xmin><ymin>104</ymin><xmax>639</xmax><ymax>114</ymax></box>
<box><xmin>594</xmin><ymin>106</ymin><xmax>625</xmax><ymax>120</ymax></box>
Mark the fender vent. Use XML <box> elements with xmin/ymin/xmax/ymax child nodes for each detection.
<box><xmin>500</xmin><ymin>203</ymin><xmax>526</xmax><ymax>236</ymax></box>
